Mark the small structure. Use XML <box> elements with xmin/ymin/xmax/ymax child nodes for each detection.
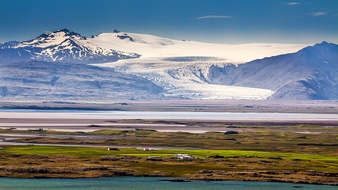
<box><xmin>143</xmin><ymin>147</ymin><xmax>151</xmax><ymax>151</ymax></box>
<box><xmin>107</xmin><ymin>147</ymin><xmax>119</xmax><ymax>151</ymax></box>
<box><xmin>224</xmin><ymin>131</ymin><xmax>239</xmax><ymax>135</ymax></box>
<box><xmin>174</xmin><ymin>154</ymin><xmax>193</xmax><ymax>160</ymax></box>
<box><xmin>146</xmin><ymin>156</ymin><xmax>162</xmax><ymax>161</ymax></box>
<box><xmin>207</xmin><ymin>154</ymin><xmax>225</xmax><ymax>159</ymax></box>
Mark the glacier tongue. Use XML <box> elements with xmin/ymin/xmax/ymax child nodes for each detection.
<box><xmin>98</xmin><ymin>57</ymin><xmax>274</xmax><ymax>100</ymax></box>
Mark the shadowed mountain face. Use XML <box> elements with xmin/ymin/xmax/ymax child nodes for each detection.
<box><xmin>0</xmin><ymin>48</ymin><xmax>33</xmax><ymax>64</ymax></box>
<box><xmin>0</xmin><ymin>41</ymin><xmax>20</xmax><ymax>49</ymax></box>
<box><xmin>0</xmin><ymin>61</ymin><xmax>164</xmax><ymax>100</ymax></box>
<box><xmin>209</xmin><ymin>42</ymin><xmax>338</xmax><ymax>100</ymax></box>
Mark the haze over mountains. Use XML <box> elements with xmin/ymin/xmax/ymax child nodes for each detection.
<box><xmin>0</xmin><ymin>29</ymin><xmax>337</xmax><ymax>101</ymax></box>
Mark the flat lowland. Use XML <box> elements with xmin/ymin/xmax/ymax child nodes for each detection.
<box><xmin>1</xmin><ymin>100</ymin><xmax>338</xmax><ymax>113</ymax></box>
<box><xmin>0</xmin><ymin>120</ymin><xmax>337</xmax><ymax>186</ymax></box>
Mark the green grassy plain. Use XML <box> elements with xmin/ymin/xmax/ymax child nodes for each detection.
<box><xmin>0</xmin><ymin>124</ymin><xmax>337</xmax><ymax>185</ymax></box>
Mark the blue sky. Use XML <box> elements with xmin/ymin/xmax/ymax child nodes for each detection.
<box><xmin>0</xmin><ymin>0</ymin><xmax>337</xmax><ymax>44</ymax></box>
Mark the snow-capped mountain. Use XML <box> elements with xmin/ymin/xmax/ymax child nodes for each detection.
<box><xmin>1</xmin><ymin>29</ymin><xmax>140</xmax><ymax>64</ymax></box>
<box><xmin>89</xmin><ymin>31</ymin><xmax>308</xmax><ymax>63</ymax></box>
<box><xmin>99</xmin><ymin>41</ymin><xmax>338</xmax><ymax>100</ymax></box>
<box><xmin>0</xmin><ymin>29</ymin><xmax>337</xmax><ymax>100</ymax></box>
<box><xmin>0</xmin><ymin>29</ymin><xmax>308</xmax><ymax>65</ymax></box>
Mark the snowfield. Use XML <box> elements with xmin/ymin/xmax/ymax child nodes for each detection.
<box><xmin>6</xmin><ymin>29</ymin><xmax>330</xmax><ymax>100</ymax></box>
<box><xmin>89</xmin><ymin>32</ymin><xmax>308</xmax><ymax>63</ymax></box>
<box><xmin>89</xmin><ymin>31</ymin><xmax>309</xmax><ymax>100</ymax></box>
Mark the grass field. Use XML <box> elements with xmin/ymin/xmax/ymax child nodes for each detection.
<box><xmin>1</xmin><ymin>145</ymin><xmax>337</xmax><ymax>161</ymax></box>
<box><xmin>0</xmin><ymin>123</ymin><xmax>337</xmax><ymax>185</ymax></box>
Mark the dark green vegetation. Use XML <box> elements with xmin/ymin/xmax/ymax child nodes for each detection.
<box><xmin>0</xmin><ymin>124</ymin><xmax>337</xmax><ymax>185</ymax></box>
<box><xmin>3</xmin><ymin>124</ymin><xmax>338</xmax><ymax>155</ymax></box>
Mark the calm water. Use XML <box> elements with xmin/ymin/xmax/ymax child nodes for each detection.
<box><xmin>0</xmin><ymin>177</ymin><xmax>336</xmax><ymax>190</ymax></box>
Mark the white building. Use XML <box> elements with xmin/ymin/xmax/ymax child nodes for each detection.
<box><xmin>174</xmin><ymin>154</ymin><xmax>193</xmax><ymax>160</ymax></box>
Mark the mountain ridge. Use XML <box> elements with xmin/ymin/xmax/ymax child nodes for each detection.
<box><xmin>1</xmin><ymin>29</ymin><xmax>140</xmax><ymax>64</ymax></box>
<box><xmin>1</xmin><ymin>28</ymin><xmax>309</xmax><ymax>64</ymax></box>
<box><xmin>0</xmin><ymin>29</ymin><xmax>337</xmax><ymax>100</ymax></box>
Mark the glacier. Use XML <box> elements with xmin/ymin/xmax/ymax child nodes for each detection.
<box><xmin>1</xmin><ymin>29</ymin><xmax>337</xmax><ymax>101</ymax></box>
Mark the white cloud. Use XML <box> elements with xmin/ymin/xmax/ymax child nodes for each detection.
<box><xmin>286</xmin><ymin>2</ymin><xmax>301</xmax><ymax>6</ymax></box>
<box><xmin>197</xmin><ymin>15</ymin><xmax>233</xmax><ymax>20</ymax></box>
<box><xmin>306</xmin><ymin>12</ymin><xmax>328</xmax><ymax>17</ymax></box>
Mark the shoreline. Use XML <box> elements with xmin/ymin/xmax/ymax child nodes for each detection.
<box><xmin>0</xmin><ymin>107</ymin><xmax>337</xmax><ymax>186</ymax></box>
<box><xmin>1</xmin><ymin>176</ymin><xmax>337</xmax><ymax>190</ymax></box>
<box><xmin>0</xmin><ymin>145</ymin><xmax>337</xmax><ymax>186</ymax></box>
<box><xmin>0</xmin><ymin>170</ymin><xmax>337</xmax><ymax>186</ymax></box>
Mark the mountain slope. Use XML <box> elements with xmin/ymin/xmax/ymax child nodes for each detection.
<box><xmin>0</xmin><ymin>41</ymin><xmax>20</xmax><ymax>49</ymax></box>
<box><xmin>209</xmin><ymin>42</ymin><xmax>338</xmax><ymax>100</ymax></box>
<box><xmin>100</xmin><ymin>41</ymin><xmax>338</xmax><ymax>100</ymax></box>
<box><xmin>0</xmin><ymin>29</ymin><xmax>337</xmax><ymax>101</ymax></box>
<box><xmin>0</xmin><ymin>61</ymin><xmax>163</xmax><ymax>100</ymax></box>
<box><xmin>0</xmin><ymin>48</ymin><xmax>33</xmax><ymax>64</ymax></box>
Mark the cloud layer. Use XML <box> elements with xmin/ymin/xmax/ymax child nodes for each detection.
<box><xmin>306</xmin><ymin>12</ymin><xmax>328</xmax><ymax>17</ymax></box>
<box><xmin>287</xmin><ymin>2</ymin><xmax>301</xmax><ymax>6</ymax></box>
<box><xmin>197</xmin><ymin>15</ymin><xmax>233</xmax><ymax>20</ymax></box>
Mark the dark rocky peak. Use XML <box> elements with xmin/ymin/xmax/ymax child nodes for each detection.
<box><xmin>22</xmin><ymin>29</ymin><xmax>87</xmax><ymax>47</ymax></box>
<box><xmin>55</xmin><ymin>28</ymin><xmax>81</xmax><ymax>37</ymax></box>
<box><xmin>116</xmin><ymin>33</ymin><xmax>134</xmax><ymax>42</ymax></box>
<box><xmin>36</xmin><ymin>29</ymin><xmax>83</xmax><ymax>40</ymax></box>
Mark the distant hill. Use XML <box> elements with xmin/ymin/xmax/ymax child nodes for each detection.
<box><xmin>0</xmin><ymin>61</ymin><xmax>163</xmax><ymax>100</ymax></box>
<box><xmin>209</xmin><ymin>42</ymin><xmax>338</xmax><ymax>100</ymax></box>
